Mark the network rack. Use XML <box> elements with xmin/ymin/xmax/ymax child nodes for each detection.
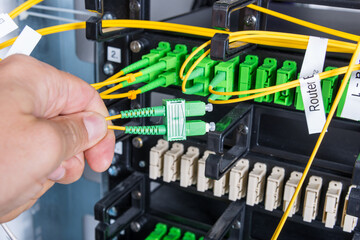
<box><xmin>85</xmin><ymin>0</ymin><xmax>360</xmax><ymax>239</ymax></box>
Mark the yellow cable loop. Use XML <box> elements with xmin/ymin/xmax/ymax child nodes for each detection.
<box><xmin>9</xmin><ymin>0</ymin><xmax>44</xmax><ymax>19</ymax></box>
<box><xmin>108</xmin><ymin>126</ymin><xmax>126</xmax><ymax>131</ymax></box>
<box><xmin>271</xmin><ymin>40</ymin><xmax>360</xmax><ymax>240</ymax></box>
<box><xmin>247</xmin><ymin>4</ymin><xmax>359</xmax><ymax>42</ymax></box>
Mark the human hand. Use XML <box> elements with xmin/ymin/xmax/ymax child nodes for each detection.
<box><xmin>0</xmin><ymin>55</ymin><xmax>115</xmax><ymax>223</ymax></box>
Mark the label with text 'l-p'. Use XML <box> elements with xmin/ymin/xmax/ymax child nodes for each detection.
<box><xmin>341</xmin><ymin>55</ymin><xmax>360</xmax><ymax>121</ymax></box>
<box><xmin>0</xmin><ymin>13</ymin><xmax>18</xmax><ymax>39</ymax></box>
<box><xmin>299</xmin><ymin>36</ymin><xmax>328</xmax><ymax>134</ymax></box>
<box><xmin>300</xmin><ymin>75</ymin><xmax>327</xmax><ymax>134</ymax></box>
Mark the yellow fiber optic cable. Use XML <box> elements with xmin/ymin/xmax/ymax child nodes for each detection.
<box><xmin>9</xmin><ymin>0</ymin><xmax>44</xmax><ymax>19</ymax></box>
<box><xmin>91</xmin><ymin>72</ymin><xmax>142</xmax><ymax>89</ymax></box>
<box><xmin>100</xmin><ymin>83</ymin><xmax>124</xmax><ymax>96</ymax></box>
<box><xmin>104</xmin><ymin>70</ymin><xmax>125</xmax><ymax>83</ymax></box>
<box><xmin>108</xmin><ymin>126</ymin><xmax>126</xmax><ymax>131</ymax></box>
<box><xmin>101</xmin><ymin>89</ymin><xmax>141</xmax><ymax>100</ymax></box>
<box><xmin>247</xmin><ymin>4</ymin><xmax>359</xmax><ymax>42</ymax></box>
<box><xmin>272</xmin><ymin>40</ymin><xmax>360</xmax><ymax>240</ymax></box>
<box><xmin>105</xmin><ymin>114</ymin><xmax>122</xmax><ymax>121</ymax></box>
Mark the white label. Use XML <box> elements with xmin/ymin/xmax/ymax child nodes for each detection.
<box><xmin>0</xmin><ymin>13</ymin><xmax>18</xmax><ymax>39</ymax></box>
<box><xmin>107</xmin><ymin>46</ymin><xmax>121</xmax><ymax>63</ymax></box>
<box><xmin>5</xmin><ymin>25</ymin><xmax>42</xmax><ymax>58</ymax></box>
<box><xmin>299</xmin><ymin>36</ymin><xmax>328</xmax><ymax>134</ymax></box>
<box><xmin>114</xmin><ymin>141</ymin><xmax>123</xmax><ymax>155</ymax></box>
<box><xmin>300</xmin><ymin>75</ymin><xmax>327</xmax><ymax>134</ymax></box>
<box><xmin>341</xmin><ymin>54</ymin><xmax>360</xmax><ymax>121</ymax></box>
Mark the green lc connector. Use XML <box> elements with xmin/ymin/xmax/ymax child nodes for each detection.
<box><xmin>138</xmin><ymin>71</ymin><xmax>178</xmax><ymax>94</ymax></box>
<box><xmin>141</xmin><ymin>44</ymin><xmax>188</xmax><ymax>83</ymax></box>
<box><xmin>182</xmin><ymin>232</ymin><xmax>196</xmax><ymax>240</ymax></box>
<box><xmin>209</xmin><ymin>56</ymin><xmax>240</xmax><ymax>101</ymax></box>
<box><xmin>185</xmin><ymin>56</ymin><xmax>218</xmax><ymax>96</ymax></box>
<box><xmin>337</xmin><ymin>79</ymin><xmax>350</xmax><ymax>117</ymax></box>
<box><xmin>145</xmin><ymin>223</ymin><xmax>168</xmax><ymax>240</ymax></box>
<box><xmin>120</xmin><ymin>99</ymin><xmax>215</xmax><ymax>141</ymax></box>
<box><xmin>164</xmin><ymin>227</ymin><xmax>182</xmax><ymax>240</ymax></box>
<box><xmin>238</xmin><ymin>55</ymin><xmax>259</xmax><ymax>98</ymax></box>
<box><xmin>254</xmin><ymin>58</ymin><xmax>277</xmax><ymax>103</ymax></box>
<box><xmin>274</xmin><ymin>60</ymin><xmax>297</xmax><ymax>106</ymax></box>
<box><xmin>121</xmin><ymin>41</ymin><xmax>171</xmax><ymax>78</ymax></box>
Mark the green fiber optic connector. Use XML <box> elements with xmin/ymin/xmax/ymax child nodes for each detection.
<box><xmin>198</xmin><ymin>237</ymin><xmax>204</xmax><ymax>240</ymax></box>
<box><xmin>163</xmin><ymin>227</ymin><xmax>181</xmax><ymax>240</ymax></box>
<box><xmin>254</xmin><ymin>58</ymin><xmax>277</xmax><ymax>103</ymax></box>
<box><xmin>210</xmin><ymin>56</ymin><xmax>240</xmax><ymax>101</ymax></box>
<box><xmin>182</xmin><ymin>232</ymin><xmax>196</xmax><ymax>240</ymax></box>
<box><xmin>239</xmin><ymin>55</ymin><xmax>259</xmax><ymax>98</ymax></box>
<box><xmin>336</xmin><ymin>79</ymin><xmax>350</xmax><ymax>117</ymax></box>
<box><xmin>121</xmin><ymin>42</ymin><xmax>171</xmax><ymax>76</ymax></box>
<box><xmin>120</xmin><ymin>69</ymin><xmax>164</xmax><ymax>88</ymax></box>
<box><xmin>185</xmin><ymin>47</ymin><xmax>205</xmax><ymax>75</ymax></box>
<box><xmin>294</xmin><ymin>73</ymin><xmax>304</xmax><ymax>110</ymax></box>
<box><xmin>141</xmin><ymin>44</ymin><xmax>188</xmax><ymax>77</ymax></box>
<box><xmin>139</xmin><ymin>71</ymin><xmax>178</xmax><ymax>93</ymax></box>
<box><xmin>145</xmin><ymin>223</ymin><xmax>168</xmax><ymax>240</ymax></box>
<box><xmin>274</xmin><ymin>60</ymin><xmax>297</xmax><ymax>106</ymax></box>
<box><xmin>188</xmin><ymin>56</ymin><xmax>218</xmax><ymax>96</ymax></box>
<box><xmin>120</xmin><ymin>99</ymin><xmax>215</xmax><ymax>141</ymax></box>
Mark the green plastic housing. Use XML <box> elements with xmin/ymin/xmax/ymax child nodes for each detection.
<box><xmin>274</xmin><ymin>60</ymin><xmax>297</xmax><ymax>106</ymax></box>
<box><xmin>254</xmin><ymin>58</ymin><xmax>277</xmax><ymax>103</ymax></box>
<box><xmin>145</xmin><ymin>223</ymin><xmax>168</xmax><ymax>240</ymax></box>
<box><xmin>211</xmin><ymin>56</ymin><xmax>240</xmax><ymax>100</ymax></box>
<box><xmin>184</xmin><ymin>47</ymin><xmax>205</xmax><ymax>88</ymax></box>
<box><xmin>142</xmin><ymin>42</ymin><xmax>171</xmax><ymax>65</ymax></box>
<box><xmin>238</xmin><ymin>55</ymin><xmax>259</xmax><ymax>97</ymax></box>
<box><xmin>191</xmin><ymin>57</ymin><xmax>218</xmax><ymax>96</ymax></box>
<box><xmin>182</xmin><ymin>232</ymin><xmax>196</xmax><ymax>240</ymax></box>
<box><xmin>139</xmin><ymin>71</ymin><xmax>178</xmax><ymax>93</ymax></box>
<box><xmin>163</xmin><ymin>227</ymin><xmax>181</xmax><ymax>240</ymax></box>
<box><xmin>337</xmin><ymin>79</ymin><xmax>350</xmax><ymax>117</ymax></box>
<box><xmin>186</xmin><ymin>120</ymin><xmax>207</xmax><ymax>136</ymax></box>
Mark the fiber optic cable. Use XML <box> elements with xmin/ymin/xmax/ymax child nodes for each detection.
<box><xmin>9</xmin><ymin>0</ymin><xmax>43</xmax><ymax>19</ymax></box>
<box><xmin>271</xmin><ymin>39</ymin><xmax>360</xmax><ymax>240</ymax></box>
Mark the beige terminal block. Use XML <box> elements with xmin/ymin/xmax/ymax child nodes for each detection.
<box><xmin>229</xmin><ymin>159</ymin><xmax>249</xmax><ymax>201</ymax></box>
<box><xmin>197</xmin><ymin>151</ymin><xmax>215</xmax><ymax>192</ymax></box>
<box><xmin>265</xmin><ymin>167</ymin><xmax>285</xmax><ymax>211</ymax></box>
<box><xmin>322</xmin><ymin>181</ymin><xmax>342</xmax><ymax>228</ymax></box>
<box><xmin>163</xmin><ymin>143</ymin><xmax>184</xmax><ymax>183</ymax></box>
<box><xmin>246</xmin><ymin>163</ymin><xmax>267</xmax><ymax>206</ymax></box>
<box><xmin>303</xmin><ymin>176</ymin><xmax>323</xmax><ymax>222</ymax></box>
<box><xmin>341</xmin><ymin>185</ymin><xmax>358</xmax><ymax>232</ymax></box>
<box><xmin>180</xmin><ymin>146</ymin><xmax>200</xmax><ymax>187</ymax></box>
<box><xmin>149</xmin><ymin>139</ymin><xmax>169</xmax><ymax>180</ymax></box>
<box><xmin>283</xmin><ymin>171</ymin><xmax>302</xmax><ymax>217</ymax></box>
<box><xmin>214</xmin><ymin>171</ymin><xmax>230</xmax><ymax>197</ymax></box>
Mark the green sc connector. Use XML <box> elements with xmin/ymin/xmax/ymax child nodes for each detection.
<box><xmin>184</xmin><ymin>47</ymin><xmax>206</xmax><ymax>88</ymax></box>
<box><xmin>182</xmin><ymin>232</ymin><xmax>196</xmax><ymax>240</ymax></box>
<box><xmin>274</xmin><ymin>60</ymin><xmax>297</xmax><ymax>106</ymax></box>
<box><xmin>337</xmin><ymin>79</ymin><xmax>350</xmax><ymax>117</ymax></box>
<box><xmin>139</xmin><ymin>71</ymin><xmax>178</xmax><ymax>93</ymax></box>
<box><xmin>238</xmin><ymin>55</ymin><xmax>259</xmax><ymax>98</ymax></box>
<box><xmin>210</xmin><ymin>56</ymin><xmax>240</xmax><ymax>100</ymax></box>
<box><xmin>121</xmin><ymin>41</ymin><xmax>171</xmax><ymax>76</ymax></box>
<box><xmin>294</xmin><ymin>73</ymin><xmax>304</xmax><ymax>110</ymax></box>
<box><xmin>163</xmin><ymin>227</ymin><xmax>181</xmax><ymax>240</ymax></box>
<box><xmin>254</xmin><ymin>58</ymin><xmax>277</xmax><ymax>103</ymax></box>
<box><xmin>145</xmin><ymin>223</ymin><xmax>168</xmax><ymax>240</ymax></box>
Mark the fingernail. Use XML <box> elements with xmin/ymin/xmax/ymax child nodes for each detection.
<box><xmin>83</xmin><ymin>113</ymin><xmax>107</xmax><ymax>143</ymax></box>
<box><xmin>48</xmin><ymin>166</ymin><xmax>66</xmax><ymax>181</ymax></box>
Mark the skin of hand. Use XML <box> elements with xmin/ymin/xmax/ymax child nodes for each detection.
<box><xmin>0</xmin><ymin>55</ymin><xmax>115</xmax><ymax>223</ymax></box>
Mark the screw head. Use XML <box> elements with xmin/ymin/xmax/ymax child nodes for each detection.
<box><xmin>129</xmin><ymin>1</ymin><xmax>141</xmax><ymax>12</ymax></box>
<box><xmin>132</xmin><ymin>137</ymin><xmax>143</xmax><ymax>148</ymax></box>
<box><xmin>108</xmin><ymin>108</ymin><xmax>118</xmax><ymax>117</ymax></box>
<box><xmin>130</xmin><ymin>40</ymin><xmax>142</xmax><ymax>53</ymax></box>
<box><xmin>103</xmin><ymin>62</ymin><xmax>115</xmax><ymax>76</ymax></box>
<box><xmin>108</xmin><ymin>165</ymin><xmax>120</xmax><ymax>176</ymax></box>
<box><xmin>139</xmin><ymin>161</ymin><xmax>146</xmax><ymax>168</ymax></box>
<box><xmin>102</xmin><ymin>12</ymin><xmax>116</xmax><ymax>20</ymax></box>
<box><xmin>107</xmin><ymin>207</ymin><xmax>118</xmax><ymax>217</ymax></box>
<box><xmin>131</xmin><ymin>190</ymin><xmax>142</xmax><ymax>200</ymax></box>
<box><xmin>130</xmin><ymin>221</ymin><xmax>141</xmax><ymax>232</ymax></box>
<box><xmin>245</xmin><ymin>15</ymin><xmax>257</xmax><ymax>27</ymax></box>
<box><xmin>232</xmin><ymin>220</ymin><xmax>241</xmax><ymax>229</ymax></box>
<box><xmin>238</xmin><ymin>124</ymin><xmax>249</xmax><ymax>135</ymax></box>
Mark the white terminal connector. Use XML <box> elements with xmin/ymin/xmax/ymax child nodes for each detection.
<box><xmin>197</xmin><ymin>151</ymin><xmax>215</xmax><ymax>192</ymax></box>
<box><xmin>180</xmin><ymin>146</ymin><xmax>200</xmax><ymax>187</ymax></box>
<box><xmin>214</xmin><ymin>171</ymin><xmax>230</xmax><ymax>197</ymax></box>
<box><xmin>265</xmin><ymin>167</ymin><xmax>285</xmax><ymax>211</ymax></box>
<box><xmin>303</xmin><ymin>176</ymin><xmax>323</xmax><ymax>222</ymax></box>
<box><xmin>149</xmin><ymin>139</ymin><xmax>169</xmax><ymax>180</ymax></box>
<box><xmin>322</xmin><ymin>181</ymin><xmax>343</xmax><ymax>228</ymax></box>
<box><xmin>163</xmin><ymin>143</ymin><xmax>184</xmax><ymax>183</ymax></box>
<box><xmin>283</xmin><ymin>171</ymin><xmax>302</xmax><ymax>217</ymax></box>
<box><xmin>246</xmin><ymin>163</ymin><xmax>267</xmax><ymax>206</ymax></box>
<box><xmin>341</xmin><ymin>185</ymin><xmax>358</xmax><ymax>232</ymax></box>
<box><xmin>229</xmin><ymin>159</ymin><xmax>249</xmax><ymax>201</ymax></box>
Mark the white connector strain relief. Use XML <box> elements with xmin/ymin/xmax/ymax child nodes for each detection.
<box><xmin>205</xmin><ymin>103</ymin><xmax>213</xmax><ymax>112</ymax></box>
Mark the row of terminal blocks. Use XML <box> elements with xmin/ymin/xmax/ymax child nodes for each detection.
<box><xmin>149</xmin><ymin>139</ymin><xmax>358</xmax><ymax>232</ymax></box>
<box><xmin>121</xmin><ymin>42</ymin><xmax>349</xmax><ymax>118</ymax></box>
<box><xmin>145</xmin><ymin>223</ymin><xmax>203</xmax><ymax>240</ymax></box>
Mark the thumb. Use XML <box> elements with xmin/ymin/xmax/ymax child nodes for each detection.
<box><xmin>49</xmin><ymin>111</ymin><xmax>108</xmax><ymax>161</ymax></box>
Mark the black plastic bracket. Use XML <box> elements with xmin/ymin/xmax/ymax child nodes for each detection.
<box><xmin>347</xmin><ymin>186</ymin><xmax>360</xmax><ymax>218</ymax></box>
<box><xmin>85</xmin><ymin>0</ymin><xmax>103</xmax><ymax>14</ymax></box>
<box><xmin>205</xmin><ymin>200</ymin><xmax>245</xmax><ymax>240</ymax></box>
<box><xmin>206</xmin><ymin>104</ymin><xmax>253</xmax><ymax>180</ymax></box>
<box><xmin>212</xmin><ymin>0</ymin><xmax>256</xmax><ymax>31</ymax></box>
<box><xmin>95</xmin><ymin>172</ymin><xmax>148</xmax><ymax>240</ymax></box>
